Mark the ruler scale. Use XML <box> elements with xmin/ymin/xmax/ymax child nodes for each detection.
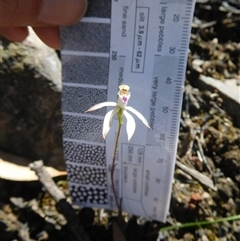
<box><xmin>61</xmin><ymin>0</ymin><xmax>196</xmax><ymax>222</ymax></box>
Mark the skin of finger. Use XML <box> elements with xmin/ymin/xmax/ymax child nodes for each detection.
<box><xmin>38</xmin><ymin>0</ymin><xmax>88</xmax><ymax>25</ymax></box>
<box><xmin>1</xmin><ymin>0</ymin><xmax>41</xmax><ymax>26</ymax></box>
<box><xmin>1</xmin><ymin>0</ymin><xmax>87</xmax><ymax>26</ymax></box>
<box><xmin>33</xmin><ymin>27</ymin><xmax>60</xmax><ymax>49</ymax></box>
<box><xmin>0</xmin><ymin>27</ymin><xmax>29</xmax><ymax>42</ymax></box>
<box><xmin>0</xmin><ymin>26</ymin><xmax>60</xmax><ymax>49</ymax></box>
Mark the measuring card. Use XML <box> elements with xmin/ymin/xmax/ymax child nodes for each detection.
<box><xmin>61</xmin><ymin>0</ymin><xmax>196</xmax><ymax>222</ymax></box>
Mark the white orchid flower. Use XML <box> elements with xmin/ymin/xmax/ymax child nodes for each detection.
<box><xmin>86</xmin><ymin>85</ymin><xmax>151</xmax><ymax>141</ymax></box>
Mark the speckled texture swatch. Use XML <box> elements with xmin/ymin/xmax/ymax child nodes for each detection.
<box><xmin>62</xmin><ymin>87</ymin><xmax>107</xmax><ymax>115</ymax></box>
<box><xmin>62</xmin><ymin>55</ymin><xmax>109</xmax><ymax>85</ymax></box>
<box><xmin>70</xmin><ymin>184</ymin><xmax>108</xmax><ymax>205</ymax></box>
<box><xmin>67</xmin><ymin>164</ymin><xmax>107</xmax><ymax>187</ymax></box>
<box><xmin>64</xmin><ymin>141</ymin><xmax>106</xmax><ymax>166</ymax></box>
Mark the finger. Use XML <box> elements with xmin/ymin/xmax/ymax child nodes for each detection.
<box><xmin>0</xmin><ymin>26</ymin><xmax>60</xmax><ymax>49</ymax></box>
<box><xmin>33</xmin><ymin>27</ymin><xmax>60</xmax><ymax>49</ymax></box>
<box><xmin>0</xmin><ymin>27</ymin><xmax>29</xmax><ymax>42</ymax></box>
<box><xmin>1</xmin><ymin>0</ymin><xmax>87</xmax><ymax>26</ymax></box>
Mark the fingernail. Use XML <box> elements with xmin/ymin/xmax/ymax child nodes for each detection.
<box><xmin>38</xmin><ymin>0</ymin><xmax>87</xmax><ymax>25</ymax></box>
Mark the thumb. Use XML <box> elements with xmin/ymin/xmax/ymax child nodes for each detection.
<box><xmin>1</xmin><ymin>0</ymin><xmax>87</xmax><ymax>26</ymax></box>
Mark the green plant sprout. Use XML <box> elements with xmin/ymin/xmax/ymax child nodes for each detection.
<box><xmin>86</xmin><ymin>84</ymin><xmax>151</xmax><ymax>209</ymax></box>
<box><xmin>142</xmin><ymin>215</ymin><xmax>240</xmax><ymax>238</ymax></box>
<box><xmin>158</xmin><ymin>215</ymin><xmax>240</xmax><ymax>233</ymax></box>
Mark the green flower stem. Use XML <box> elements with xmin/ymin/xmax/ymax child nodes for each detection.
<box><xmin>110</xmin><ymin>108</ymin><xmax>124</xmax><ymax>211</ymax></box>
<box><xmin>118</xmin><ymin>108</ymin><xmax>124</xmax><ymax>125</ymax></box>
<box><xmin>159</xmin><ymin>215</ymin><xmax>240</xmax><ymax>232</ymax></box>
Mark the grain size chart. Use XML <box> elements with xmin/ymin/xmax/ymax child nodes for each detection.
<box><xmin>61</xmin><ymin>0</ymin><xmax>196</xmax><ymax>222</ymax></box>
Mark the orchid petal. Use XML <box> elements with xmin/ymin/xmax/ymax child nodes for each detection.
<box><xmin>125</xmin><ymin>106</ymin><xmax>151</xmax><ymax>129</ymax></box>
<box><xmin>86</xmin><ymin>102</ymin><xmax>117</xmax><ymax>112</ymax></box>
<box><xmin>109</xmin><ymin>107</ymin><xmax>120</xmax><ymax>127</ymax></box>
<box><xmin>102</xmin><ymin>107</ymin><xmax>119</xmax><ymax>139</ymax></box>
<box><xmin>123</xmin><ymin>110</ymin><xmax>136</xmax><ymax>141</ymax></box>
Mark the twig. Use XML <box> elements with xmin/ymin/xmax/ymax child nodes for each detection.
<box><xmin>29</xmin><ymin>160</ymin><xmax>65</xmax><ymax>202</ymax></box>
<box><xmin>176</xmin><ymin>158</ymin><xmax>217</xmax><ymax>191</ymax></box>
<box><xmin>29</xmin><ymin>160</ymin><xmax>91</xmax><ymax>241</ymax></box>
<box><xmin>196</xmin><ymin>136</ymin><xmax>213</xmax><ymax>175</ymax></box>
<box><xmin>0</xmin><ymin>210</ymin><xmax>35</xmax><ymax>241</ymax></box>
<box><xmin>0</xmin><ymin>151</ymin><xmax>66</xmax><ymax>181</ymax></box>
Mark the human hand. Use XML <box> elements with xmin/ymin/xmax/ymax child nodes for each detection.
<box><xmin>0</xmin><ymin>0</ymin><xmax>87</xmax><ymax>49</ymax></box>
